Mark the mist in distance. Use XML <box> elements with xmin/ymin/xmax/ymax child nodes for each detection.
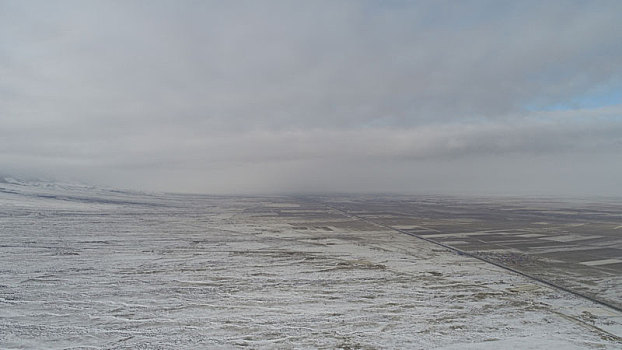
<box><xmin>1</xmin><ymin>0</ymin><xmax>621</xmax><ymax>195</ymax></box>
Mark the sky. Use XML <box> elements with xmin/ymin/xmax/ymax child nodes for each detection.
<box><xmin>1</xmin><ymin>0</ymin><xmax>621</xmax><ymax>195</ymax></box>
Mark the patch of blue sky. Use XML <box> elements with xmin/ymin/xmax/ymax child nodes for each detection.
<box><xmin>524</xmin><ymin>85</ymin><xmax>622</xmax><ymax>112</ymax></box>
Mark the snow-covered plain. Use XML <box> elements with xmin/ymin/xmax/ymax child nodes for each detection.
<box><xmin>1</xmin><ymin>180</ymin><xmax>620</xmax><ymax>349</ymax></box>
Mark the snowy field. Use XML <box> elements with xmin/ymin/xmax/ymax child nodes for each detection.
<box><xmin>1</xmin><ymin>179</ymin><xmax>621</xmax><ymax>349</ymax></box>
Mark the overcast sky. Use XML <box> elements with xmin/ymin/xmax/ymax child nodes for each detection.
<box><xmin>1</xmin><ymin>0</ymin><xmax>621</xmax><ymax>195</ymax></box>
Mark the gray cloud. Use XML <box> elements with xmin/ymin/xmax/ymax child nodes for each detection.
<box><xmin>1</xmin><ymin>0</ymin><xmax>621</xmax><ymax>195</ymax></box>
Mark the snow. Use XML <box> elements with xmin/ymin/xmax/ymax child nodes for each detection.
<box><xmin>0</xmin><ymin>182</ymin><xmax>620</xmax><ymax>348</ymax></box>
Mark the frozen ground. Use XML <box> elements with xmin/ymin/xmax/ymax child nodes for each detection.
<box><xmin>318</xmin><ymin>194</ymin><xmax>622</xmax><ymax>311</ymax></box>
<box><xmin>0</xmin><ymin>180</ymin><xmax>621</xmax><ymax>349</ymax></box>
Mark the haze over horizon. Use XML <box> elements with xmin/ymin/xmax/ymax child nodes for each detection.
<box><xmin>2</xmin><ymin>0</ymin><xmax>621</xmax><ymax>195</ymax></box>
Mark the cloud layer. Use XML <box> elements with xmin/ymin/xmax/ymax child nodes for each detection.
<box><xmin>1</xmin><ymin>0</ymin><xmax>621</xmax><ymax>195</ymax></box>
